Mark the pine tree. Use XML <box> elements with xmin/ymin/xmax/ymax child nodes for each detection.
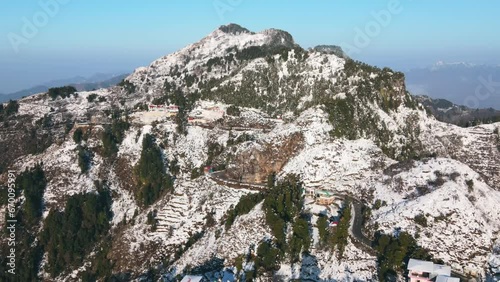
<box><xmin>135</xmin><ymin>134</ymin><xmax>173</xmax><ymax>206</ymax></box>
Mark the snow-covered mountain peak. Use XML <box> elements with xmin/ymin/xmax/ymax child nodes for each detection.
<box><xmin>217</xmin><ymin>23</ymin><xmax>253</xmax><ymax>35</ymax></box>
<box><xmin>312</xmin><ymin>45</ymin><xmax>349</xmax><ymax>58</ymax></box>
<box><xmin>125</xmin><ymin>24</ymin><xmax>301</xmax><ymax>94</ymax></box>
<box><xmin>259</xmin><ymin>27</ymin><xmax>296</xmax><ymax>47</ymax></box>
<box><xmin>196</xmin><ymin>25</ymin><xmax>287</xmax><ymax>52</ymax></box>
<box><xmin>204</xmin><ymin>24</ymin><xmax>295</xmax><ymax>50</ymax></box>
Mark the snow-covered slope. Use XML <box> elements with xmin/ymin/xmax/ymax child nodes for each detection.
<box><xmin>0</xmin><ymin>24</ymin><xmax>499</xmax><ymax>281</ymax></box>
<box><xmin>371</xmin><ymin>158</ymin><xmax>500</xmax><ymax>275</ymax></box>
<box><xmin>126</xmin><ymin>24</ymin><xmax>298</xmax><ymax>96</ymax></box>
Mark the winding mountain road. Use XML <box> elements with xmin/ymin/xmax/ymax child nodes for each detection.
<box><xmin>347</xmin><ymin>197</ymin><xmax>374</xmax><ymax>253</ymax></box>
<box><xmin>208</xmin><ymin>171</ymin><xmax>474</xmax><ymax>281</ymax></box>
<box><xmin>208</xmin><ymin>171</ymin><xmax>372</xmax><ymax>248</ymax></box>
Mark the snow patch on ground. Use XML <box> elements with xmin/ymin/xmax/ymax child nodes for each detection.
<box><xmin>372</xmin><ymin>158</ymin><xmax>500</xmax><ymax>276</ymax></box>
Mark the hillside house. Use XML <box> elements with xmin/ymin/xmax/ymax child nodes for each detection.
<box><xmin>166</xmin><ymin>105</ymin><xmax>179</xmax><ymax>113</ymax></box>
<box><xmin>435</xmin><ymin>276</ymin><xmax>460</xmax><ymax>282</ymax></box>
<box><xmin>315</xmin><ymin>190</ymin><xmax>335</xmax><ymax>205</ymax></box>
<box><xmin>305</xmin><ymin>187</ymin><xmax>315</xmax><ymax>197</ymax></box>
<box><xmin>188</xmin><ymin>116</ymin><xmax>208</xmax><ymax>124</ymax></box>
<box><xmin>148</xmin><ymin>104</ymin><xmax>166</xmax><ymax>112</ymax></box>
<box><xmin>206</xmin><ymin>106</ymin><xmax>223</xmax><ymax>113</ymax></box>
<box><xmin>180</xmin><ymin>275</ymin><xmax>204</xmax><ymax>282</ymax></box>
<box><xmin>204</xmin><ymin>166</ymin><xmax>213</xmax><ymax>175</ymax></box>
<box><xmin>407</xmin><ymin>259</ymin><xmax>458</xmax><ymax>282</ymax></box>
<box><xmin>148</xmin><ymin>104</ymin><xmax>178</xmax><ymax>119</ymax></box>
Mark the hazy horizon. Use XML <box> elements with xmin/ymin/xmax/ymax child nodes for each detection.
<box><xmin>1</xmin><ymin>1</ymin><xmax>500</xmax><ymax>94</ymax></box>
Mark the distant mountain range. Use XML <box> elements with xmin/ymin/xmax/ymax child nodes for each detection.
<box><xmin>405</xmin><ymin>62</ymin><xmax>500</xmax><ymax>110</ymax></box>
<box><xmin>414</xmin><ymin>95</ymin><xmax>500</xmax><ymax>126</ymax></box>
<box><xmin>0</xmin><ymin>73</ymin><xmax>128</xmax><ymax>103</ymax></box>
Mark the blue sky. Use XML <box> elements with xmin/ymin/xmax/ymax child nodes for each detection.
<box><xmin>0</xmin><ymin>0</ymin><xmax>499</xmax><ymax>93</ymax></box>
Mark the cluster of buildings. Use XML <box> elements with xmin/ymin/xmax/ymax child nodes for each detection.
<box><xmin>305</xmin><ymin>188</ymin><xmax>339</xmax><ymax>227</ymax></box>
<box><xmin>407</xmin><ymin>259</ymin><xmax>459</xmax><ymax>282</ymax></box>
<box><xmin>176</xmin><ymin>259</ymin><xmax>462</xmax><ymax>282</ymax></box>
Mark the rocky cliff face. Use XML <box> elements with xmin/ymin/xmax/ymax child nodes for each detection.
<box><xmin>0</xmin><ymin>24</ymin><xmax>499</xmax><ymax>281</ymax></box>
<box><xmin>226</xmin><ymin>131</ymin><xmax>304</xmax><ymax>183</ymax></box>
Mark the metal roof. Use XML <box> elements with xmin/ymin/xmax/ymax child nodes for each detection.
<box><xmin>180</xmin><ymin>275</ymin><xmax>204</xmax><ymax>282</ymax></box>
<box><xmin>408</xmin><ymin>258</ymin><xmax>434</xmax><ymax>273</ymax></box>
